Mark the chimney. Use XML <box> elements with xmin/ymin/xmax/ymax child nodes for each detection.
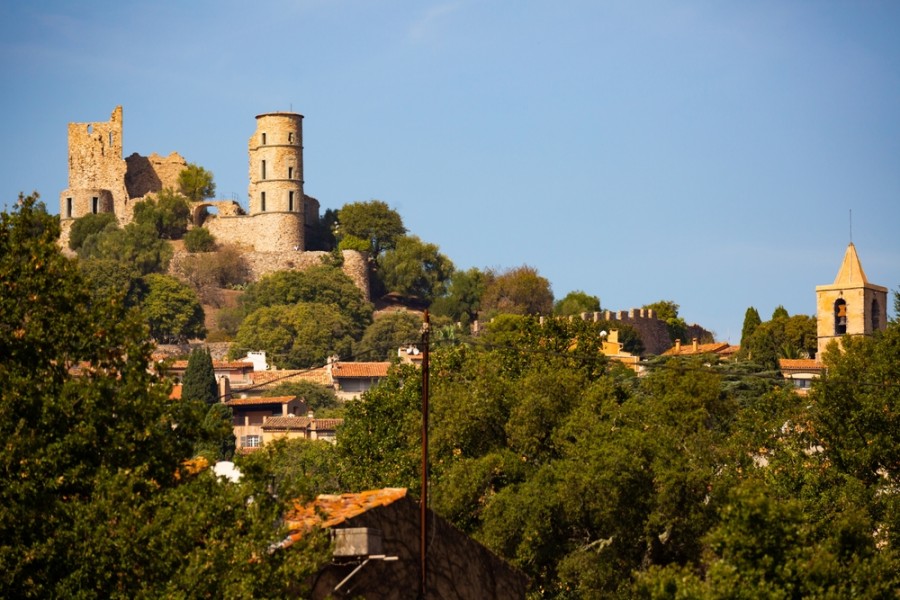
<box><xmin>692</xmin><ymin>338</ymin><xmax>699</xmax><ymax>352</ymax></box>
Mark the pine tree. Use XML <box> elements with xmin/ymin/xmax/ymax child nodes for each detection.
<box><xmin>182</xmin><ymin>347</ymin><xmax>217</xmax><ymax>405</ymax></box>
<box><xmin>740</xmin><ymin>307</ymin><xmax>762</xmax><ymax>348</ymax></box>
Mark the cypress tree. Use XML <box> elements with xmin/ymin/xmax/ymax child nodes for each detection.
<box><xmin>740</xmin><ymin>306</ymin><xmax>762</xmax><ymax>348</ymax></box>
<box><xmin>182</xmin><ymin>347</ymin><xmax>217</xmax><ymax>405</ymax></box>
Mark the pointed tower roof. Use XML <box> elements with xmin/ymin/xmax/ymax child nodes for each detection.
<box><xmin>832</xmin><ymin>243</ymin><xmax>868</xmax><ymax>286</ymax></box>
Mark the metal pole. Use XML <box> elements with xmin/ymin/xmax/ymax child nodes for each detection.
<box><xmin>420</xmin><ymin>310</ymin><xmax>431</xmax><ymax>599</ymax></box>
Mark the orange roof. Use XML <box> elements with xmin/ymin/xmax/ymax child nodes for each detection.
<box><xmin>262</xmin><ymin>416</ymin><xmax>344</xmax><ymax>430</ymax></box>
<box><xmin>286</xmin><ymin>488</ymin><xmax>408</xmax><ymax>531</ymax></box>
<box><xmin>662</xmin><ymin>342</ymin><xmax>731</xmax><ymax>356</ymax></box>
<box><xmin>250</xmin><ymin>368</ymin><xmax>332</xmax><ymax>388</ymax></box>
<box><xmin>332</xmin><ymin>362</ymin><xmax>390</xmax><ymax>379</ymax></box>
<box><xmin>225</xmin><ymin>395</ymin><xmax>298</xmax><ymax>406</ymax></box>
<box><xmin>170</xmin><ymin>384</ymin><xmax>182</xmax><ymax>400</ymax></box>
<box><xmin>170</xmin><ymin>360</ymin><xmax>254</xmax><ymax>370</ymax></box>
<box><xmin>778</xmin><ymin>358</ymin><xmax>824</xmax><ymax>372</ymax></box>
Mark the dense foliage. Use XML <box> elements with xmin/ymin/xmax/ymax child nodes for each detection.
<box><xmin>0</xmin><ymin>195</ymin><xmax>327</xmax><ymax>598</ymax></box>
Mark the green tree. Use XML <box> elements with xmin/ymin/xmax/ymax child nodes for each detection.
<box><xmin>554</xmin><ymin>290</ymin><xmax>601</xmax><ymax>316</ymax></box>
<box><xmin>336</xmin><ymin>200</ymin><xmax>406</xmax><ymax>257</ymax></box>
<box><xmin>79</xmin><ymin>220</ymin><xmax>173</xmax><ymax>275</ymax></box>
<box><xmin>481</xmin><ymin>265</ymin><xmax>554</xmax><ymax>316</ymax></box>
<box><xmin>68</xmin><ymin>212</ymin><xmax>118</xmax><ymax>251</ymax></box>
<box><xmin>239</xmin><ymin>266</ymin><xmax>372</xmax><ymax>337</ymax></box>
<box><xmin>134</xmin><ymin>189</ymin><xmax>190</xmax><ymax>239</ymax></box>
<box><xmin>0</xmin><ymin>194</ymin><xmax>327</xmax><ymax>597</ymax></box>
<box><xmin>740</xmin><ymin>306</ymin><xmax>761</xmax><ymax>347</ymax></box>
<box><xmin>182</xmin><ymin>347</ymin><xmax>217</xmax><ymax>404</ymax></box>
<box><xmin>379</xmin><ymin>234</ymin><xmax>454</xmax><ymax>302</ymax></box>
<box><xmin>354</xmin><ymin>311</ymin><xmax>423</xmax><ymax>361</ymax></box>
<box><xmin>78</xmin><ymin>257</ymin><xmax>145</xmax><ymax>308</ymax></box>
<box><xmin>231</xmin><ymin>303</ymin><xmax>354</xmax><ymax>369</ymax></box>
<box><xmin>772</xmin><ymin>304</ymin><xmax>790</xmax><ymax>320</ymax></box>
<box><xmin>141</xmin><ymin>273</ymin><xmax>206</xmax><ymax>343</ymax></box>
<box><xmin>430</xmin><ymin>267</ymin><xmax>487</xmax><ymax>324</ymax></box>
<box><xmin>183</xmin><ymin>226</ymin><xmax>216</xmax><ymax>252</ymax></box>
<box><xmin>177</xmin><ymin>163</ymin><xmax>216</xmax><ymax>202</ymax></box>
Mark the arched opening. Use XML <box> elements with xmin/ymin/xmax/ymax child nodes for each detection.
<box><xmin>834</xmin><ymin>298</ymin><xmax>847</xmax><ymax>335</ymax></box>
<box><xmin>192</xmin><ymin>203</ymin><xmax>219</xmax><ymax>228</ymax></box>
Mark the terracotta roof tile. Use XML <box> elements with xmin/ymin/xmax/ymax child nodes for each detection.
<box><xmin>331</xmin><ymin>362</ymin><xmax>391</xmax><ymax>379</ymax></box>
<box><xmin>225</xmin><ymin>395</ymin><xmax>298</xmax><ymax>406</ymax></box>
<box><xmin>285</xmin><ymin>488</ymin><xmax>408</xmax><ymax>531</ymax></box>
<box><xmin>262</xmin><ymin>416</ymin><xmax>312</xmax><ymax>429</ymax></box>
<box><xmin>250</xmin><ymin>368</ymin><xmax>332</xmax><ymax>388</ymax></box>
<box><xmin>662</xmin><ymin>342</ymin><xmax>731</xmax><ymax>357</ymax></box>
<box><xmin>170</xmin><ymin>360</ymin><xmax>254</xmax><ymax>370</ymax></box>
<box><xmin>778</xmin><ymin>359</ymin><xmax>823</xmax><ymax>371</ymax></box>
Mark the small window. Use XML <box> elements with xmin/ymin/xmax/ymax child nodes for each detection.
<box><xmin>289</xmin><ymin>191</ymin><xmax>294</xmax><ymax>211</ymax></box>
<box><xmin>261</xmin><ymin>160</ymin><xmax>266</xmax><ymax>180</ymax></box>
<box><xmin>66</xmin><ymin>198</ymin><xmax>72</xmax><ymax>218</ymax></box>
<box><xmin>872</xmin><ymin>299</ymin><xmax>880</xmax><ymax>331</ymax></box>
<box><xmin>261</xmin><ymin>192</ymin><xmax>266</xmax><ymax>211</ymax></box>
<box><xmin>241</xmin><ymin>435</ymin><xmax>262</xmax><ymax>448</ymax></box>
<box><xmin>288</xmin><ymin>166</ymin><xmax>293</xmax><ymax>179</ymax></box>
<box><xmin>92</xmin><ymin>197</ymin><xmax>98</xmax><ymax>214</ymax></box>
<box><xmin>834</xmin><ymin>299</ymin><xmax>847</xmax><ymax>335</ymax></box>
<box><xmin>288</xmin><ymin>132</ymin><xmax>294</xmax><ymax>143</ymax></box>
<box><xmin>261</xmin><ymin>132</ymin><xmax>267</xmax><ymax>145</ymax></box>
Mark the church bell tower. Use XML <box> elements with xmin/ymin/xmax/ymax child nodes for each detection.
<box><xmin>815</xmin><ymin>243</ymin><xmax>888</xmax><ymax>359</ymax></box>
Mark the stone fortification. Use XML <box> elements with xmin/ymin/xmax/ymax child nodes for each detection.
<box><xmin>247</xmin><ymin>113</ymin><xmax>304</xmax><ymax>215</ymax></box>
<box><xmin>125</xmin><ymin>152</ymin><xmax>187</xmax><ymax>200</ymax></box>
<box><xmin>579</xmin><ymin>309</ymin><xmax>672</xmax><ymax>356</ymax></box>
<box><xmin>205</xmin><ymin>211</ymin><xmax>304</xmax><ymax>253</ymax></box>
<box><xmin>170</xmin><ymin>249</ymin><xmax>370</xmax><ymax>300</ymax></box>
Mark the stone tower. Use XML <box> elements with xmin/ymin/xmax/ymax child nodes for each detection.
<box><xmin>247</xmin><ymin>112</ymin><xmax>304</xmax><ymax>216</ymax></box>
<box><xmin>59</xmin><ymin>106</ymin><xmax>130</xmax><ymax>245</ymax></box>
<box><xmin>815</xmin><ymin>243</ymin><xmax>887</xmax><ymax>358</ymax></box>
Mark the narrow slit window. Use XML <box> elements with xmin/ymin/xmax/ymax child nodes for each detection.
<box><xmin>288</xmin><ymin>166</ymin><xmax>293</xmax><ymax>179</ymax></box>
<box><xmin>66</xmin><ymin>198</ymin><xmax>72</xmax><ymax>218</ymax></box>
<box><xmin>262</xmin><ymin>132</ymin><xmax>267</xmax><ymax>145</ymax></box>
<box><xmin>872</xmin><ymin>299</ymin><xmax>880</xmax><ymax>331</ymax></box>
<box><xmin>92</xmin><ymin>197</ymin><xmax>98</xmax><ymax>214</ymax></box>
<box><xmin>261</xmin><ymin>192</ymin><xmax>266</xmax><ymax>211</ymax></box>
<box><xmin>288</xmin><ymin>132</ymin><xmax>294</xmax><ymax>143</ymax></box>
<box><xmin>289</xmin><ymin>191</ymin><xmax>294</xmax><ymax>211</ymax></box>
<box><xmin>261</xmin><ymin>160</ymin><xmax>266</xmax><ymax>179</ymax></box>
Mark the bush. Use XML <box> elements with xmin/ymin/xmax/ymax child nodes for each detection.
<box><xmin>183</xmin><ymin>227</ymin><xmax>216</xmax><ymax>252</ymax></box>
<box><xmin>68</xmin><ymin>212</ymin><xmax>118</xmax><ymax>250</ymax></box>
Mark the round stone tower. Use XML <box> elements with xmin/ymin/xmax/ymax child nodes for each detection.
<box><xmin>247</xmin><ymin>112</ymin><xmax>304</xmax><ymax>215</ymax></box>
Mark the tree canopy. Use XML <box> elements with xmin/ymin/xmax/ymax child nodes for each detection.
<box><xmin>353</xmin><ymin>310</ymin><xmax>423</xmax><ymax>361</ymax></box>
<box><xmin>379</xmin><ymin>234</ymin><xmax>455</xmax><ymax>302</ymax></box>
<box><xmin>141</xmin><ymin>273</ymin><xmax>206</xmax><ymax>343</ymax></box>
<box><xmin>336</xmin><ymin>200</ymin><xmax>405</xmax><ymax>257</ymax></box>
<box><xmin>480</xmin><ymin>265</ymin><xmax>554</xmax><ymax>316</ymax></box>
<box><xmin>0</xmin><ymin>194</ymin><xmax>327</xmax><ymax>597</ymax></box>
<box><xmin>554</xmin><ymin>290</ymin><xmax>601</xmax><ymax>316</ymax></box>
<box><xmin>178</xmin><ymin>163</ymin><xmax>216</xmax><ymax>202</ymax></box>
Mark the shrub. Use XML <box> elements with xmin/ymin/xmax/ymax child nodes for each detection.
<box><xmin>183</xmin><ymin>227</ymin><xmax>216</xmax><ymax>252</ymax></box>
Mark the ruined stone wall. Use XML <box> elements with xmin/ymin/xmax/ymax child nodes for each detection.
<box><xmin>205</xmin><ymin>212</ymin><xmax>304</xmax><ymax>253</ymax></box>
<box><xmin>59</xmin><ymin>106</ymin><xmax>129</xmax><ymax>226</ymax></box>
<box><xmin>125</xmin><ymin>152</ymin><xmax>187</xmax><ymax>199</ymax></box>
<box><xmin>583</xmin><ymin>309</ymin><xmax>673</xmax><ymax>355</ymax></box>
<box><xmin>170</xmin><ymin>249</ymin><xmax>370</xmax><ymax>299</ymax></box>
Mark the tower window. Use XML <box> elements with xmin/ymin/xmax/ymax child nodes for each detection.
<box><xmin>288</xmin><ymin>132</ymin><xmax>294</xmax><ymax>143</ymax></box>
<box><xmin>288</xmin><ymin>166</ymin><xmax>293</xmax><ymax>179</ymax></box>
<box><xmin>289</xmin><ymin>191</ymin><xmax>294</xmax><ymax>211</ymax></box>
<box><xmin>261</xmin><ymin>160</ymin><xmax>266</xmax><ymax>179</ymax></box>
<box><xmin>261</xmin><ymin>192</ymin><xmax>266</xmax><ymax>212</ymax></box>
<box><xmin>872</xmin><ymin>299</ymin><xmax>880</xmax><ymax>331</ymax></box>
<box><xmin>262</xmin><ymin>133</ymin><xmax>267</xmax><ymax>145</ymax></box>
<box><xmin>66</xmin><ymin>198</ymin><xmax>72</xmax><ymax>218</ymax></box>
<box><xmin>109</xmin><ymin>132</ymin><xmax>113</xmax><ymax>146</ymax></box>
<box><xmin>92</xmin><ymin>197</ymin><xmax>99</xmax><ymax>214</ymax></box>
<box><xmin>834</xmin><ymin>299</ymin><xmax>847</xmax><ymax>335</ymax></box>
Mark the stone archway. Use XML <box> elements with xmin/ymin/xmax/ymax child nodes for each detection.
<box><xmin>191</xmin><ymin>200</ymin><xmax>244</xmax><ymax>227</ymax></box>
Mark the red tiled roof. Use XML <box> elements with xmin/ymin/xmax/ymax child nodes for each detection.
<box><xmin>286</xmin><ymin>488</ymin><xmax>408</xmax><ymax>531</ymax></box>
<box><xmin>331</xmin><ymin>362</ymin><xmax>390</xmax><ymax>379</ymax></box>
<box><xmin>778</xmin><ymin>359</ymin><xmax>823</xmax><ymax>372</ymax></box>
<box><xmin>250</xmin><ymin>368</ymin><xmax>332</xmax><ymax>388</ymax></box>
<box><xmin>662</xmin><ymin>342</ymin><xmax>731</xmax><ymax>356</ymax></box>
<box><xmin>170</xmin><ymin>360</ymin><xmax>254</xmax><ymax>370</ymax></box>
<box><xmin>225</xmin><ymin>395</ymin><xmax>298</xmax><ymax>406</ymax></box>
<box><xmin>261</xmin><ymin>416</ymin><xmax>344</xmax><ymax>430</ymax></box>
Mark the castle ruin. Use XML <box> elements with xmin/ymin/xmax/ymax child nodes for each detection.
<box><xmin>59</xmin><ymin>107</ymin><xmax>368</xmax><ymax>297</ymax></box>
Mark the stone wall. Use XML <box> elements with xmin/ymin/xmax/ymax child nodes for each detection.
<box><xmin>583</xmin><ymin>309</ymin><xmax>673</xmax><ymax>355</ymax></box>
<box><xmin>125</xmin><ymin>152</ymin><xmax>187</xmax><ymax>199</ymax></box>
<box><xmin>205</xmin><ymin>211</ymin><xmax>304</xmax><ymax>253</ymax></box>
<box><xmin>308</xmin><ymin>494</ymin><xmax>527</xmax><ymax>599</ymax></box>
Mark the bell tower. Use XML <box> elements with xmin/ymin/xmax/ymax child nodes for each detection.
<box><xmin>815</xmin><ymin>243</ymin><xmax>887</xmax><ymax>358</ymax></box>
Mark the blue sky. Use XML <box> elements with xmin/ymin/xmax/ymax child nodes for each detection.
<box><xmin>2</xmin><ymin>0</ymin><xmax>898</xmax><ymax>342</ymax></box>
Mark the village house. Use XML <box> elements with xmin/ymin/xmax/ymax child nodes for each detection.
<box><xmin>261</xmin><ymin>413</ymin><xmax>343</xmax><ymax>445</ymax></box>
<box><xmin>226</xmin><ymin>395</ymin><xmax>307</xmax><ymax>451</ymax></box>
